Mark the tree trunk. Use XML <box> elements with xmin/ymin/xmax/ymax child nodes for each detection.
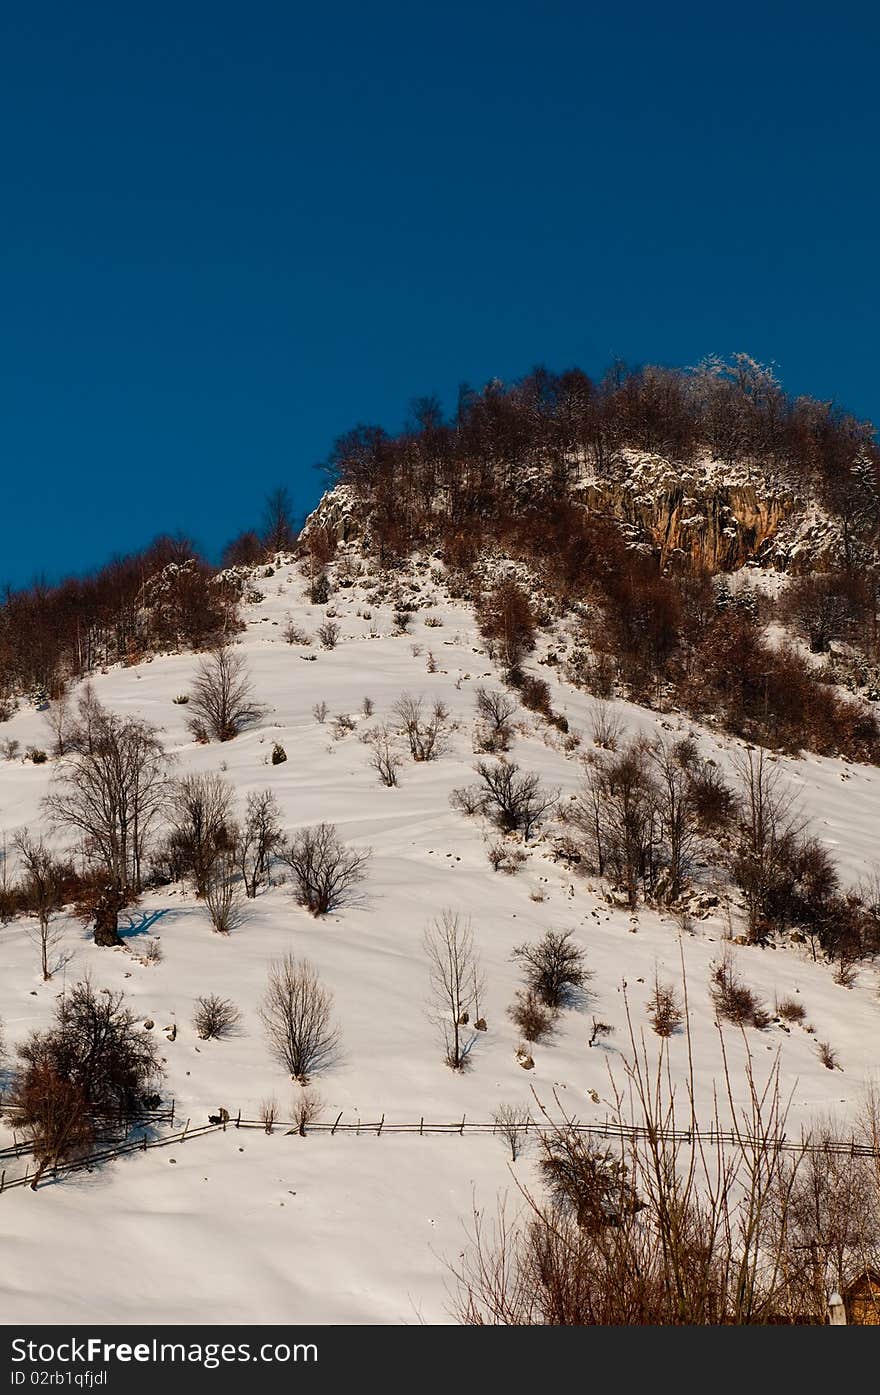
<box><xmin>93</xmin><ymin>885</ymin><xmax>124</xmax><ymax>947</ymax></box>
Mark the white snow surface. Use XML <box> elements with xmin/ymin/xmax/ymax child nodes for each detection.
<box><xmin>1</xmin><ymin>552</ymin><xmax>879</xmax><ymax>1323</ymax></box>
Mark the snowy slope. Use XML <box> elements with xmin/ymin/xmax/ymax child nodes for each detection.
<box><xmin>1</xmin><ymin>549</ymin><xmax>878</xmax><ymax>1323</ymax></box>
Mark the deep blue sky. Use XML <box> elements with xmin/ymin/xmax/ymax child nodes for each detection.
<box><xmin>2</xmin><ymin>2</ymin><xmax>879</xmax><ymax>588</ymax></box>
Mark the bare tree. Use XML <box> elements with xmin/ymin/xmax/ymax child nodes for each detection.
<box><xmin>731</xmin><ymin>747</ymin><xmax>805</xmax><ymax>942</ymax></box>
<box><xmin>472</xmin><ymin>759</ymin><xmax>558</xmax><ymax>841</ymax></box>
<box><xmin>292</xmin><ymin>1088</ymin><xmax>324</xmax><ymax>1135</ymax></box>
<box><xmin>364</xmin><ymin>726</ymin><xmax>403</xmax><ymax>786</ymax></box>
<box><xmin>645</xmin><ymin>975</ymin><xmax>683</xmax><ymax>1037</ymax></box>
<box><xmin>317</xmin><ymin>619</ymin><xmax>340</xmax><ymax>650</ymax></box>
<box><xmin>44</xmin><ymin>690</ymin><xmax>73</xmax><ymax>758</ymax></box>
<box><xmin>262</xmin><ymin>486</ymin><xmax>297</xmax><ymax>554</ymax></box>
<box><xmin>187</xmin><ymin>645</ymin><xmax>261</xmax><ymax>742</ymax></box>
<box><xmin>392</xmin><ymin>692</ymin><xmax>450</xmax><ymax>761</ymax></box>
<box><xmin>168</xmin><ymin>772</ymin><xmax>235</xmax><ymax>898</ymax></box>
<box><xmin>283</xmin><ymin>823</ymin><xmax>370</xmax><ymax>915</ymax></box>
<box><xmin>44</xmin><ymin>694</ymin><xmax>168</xmax><ymax>892</ymax></box>
<box><xmin>203</xmin><ymin>853</ymin><xmax>247</xmax><ymax>934</ymax></box>
<box><xmin>474</xmin><ymin>687</ymin><xmax>517</xmax><ymax>752</ymax></box>
<box><xmin>236</xmin><ymin>789</ymin><xmax>282</xmax><ymax>897</ymax></box>
<box><xmin>14</xmin><ymin>829</ymin><xmax>65</xmax><ymax>980</ymax></box>
<box><xmin>260</xmin><ymin>954</ymin><xmax>340</xmax><ymax>1082</ymax></box>
<box><xmin>424</xmin><ymin>910</ymin><xmax>485</xmax><ymax>1070</ymax></box>
<box><xmin>493</xmin><ymin>1102</ymin><xmax>532</xmax><ymax>1161</ymax></box>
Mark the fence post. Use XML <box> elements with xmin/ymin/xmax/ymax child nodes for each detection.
<box><xmin>377</xmin><ymin>1114</ymin><xmax>384</xmax><ymax>1137</ymax></box>
<box><xmin>356</xmin><ymin>1117</ymin><xmax>360</xmax><ymax>1137</ymax></box>
<box><xmin>182</xmin><ymin>1118</ymin><xmax>190</xmax><ymax>1143</ymax></box>
<box><xmin>0</xmin><ymin>1169</ymin><xmax>4</xmax><ymax>1194</ymax></box>
<box><xmin>169</xmin><ymin>1100</ymin><xmax>175</xmax><ymax>1127</ymax></box>
<box><xmin>331</xmin><ymin>1112</ymin><xmax>343</xmax><ymax>1136</ymax></box>
<box><xmin>236</xmin><ymin>1110</ymin><xmax>241</xmax><ymax>1129</ymax></box>
<box><xmin>460</xmin><ymin>1114</ymin><xmax>466</xmax><ymax>1136</ymax></box>
<box><xmin>419</xmin><ymin>1117</ymin><xmax>423</xmax><ymax>1136</ymax></box>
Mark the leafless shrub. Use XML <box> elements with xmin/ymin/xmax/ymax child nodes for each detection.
<box><xmin>291</xmin><ymin>1088</ymin><xmax>323</xmax><ymax>1136</ymax></box>
<box><xmin>775</xmin><ymin>994</ymin><xmax>806</xmax><ymax>1024</ymax></box>
<box><xmin>493</xmin><ymin>1102</ymin><xmax>532</xmax><ymax>1161</ymax></box>
<box><xmin>590</xmin><ymin>701</ymin><xmax>622</xmax><ymax>751</ymax></box>
<box><xmin>193</xmin><ymin>994</ymin><xmax>241</xmax><ymax>1040</ymax></box>
<box><xmin>283</xmin><ymin>823</ymin><xmax>370</xmax><ymax>915</ymax></box>
<box><xmin>512</xmin><ymin>929</ymin><xmax>591</xmax><ymax>1009</ymax></box>
<box><xmin>509</xmin><ymin>991</ymin><xmax>556</xmax><ymax>1043</ymax></box>
<box><xmin>361</xmin><ymin>697</ymin><xmax>374</xmax><ymax>717</ymax></box>
<box><xmin>424</xmin><ymin>910</ymin><xmax>485</xmax><ymax>1070</ymax></box>
<box><xmin>331</xmin><ymin>713</ymin><xmax>356</xmax><ymax>740</ymax></box>
<box><xmin>365</xmin><ymin>726</ymin><xmax>403</xmax><ymax>787</ymax></box>
<box><xmin>141</xmin><ymin>937</ymin><xmax>163</xmax><ymax>966</ymax></box>
<box><xmin>204</xmin><ymin>855</ymin><xmax>247</xmax><ymax>934</ymax></box>
<box><xmin>588</xmin><ymin>1018</ymin><xmax>614</xmax><ymax>1048</ymax></box>
<box><xmin>833</xmin><ymin>956</ymin><xmax>859</xmax><ymax>989</ymax></box>
<box><xmin>260</xmin><ymin>954</ymin><xmax>340</xmax><ymax>1082</ymax></box>
<box><xmin>425</xmin><ymin>650</ymin><xmax>437</xmax><ymax>672</ymax></box>
<box><xmin>450</xmin><ymin>785</ymin><xmax>481</xmax><ymax>816</ymax></box>
<box><xmin>392</xmin><ymin>692</ymin><xmax>450</xmax><ymax>761</ymax></box>
<box><xmin>486</xmin><ymin>840</ymin><xmax>526</xmax><ymax>874</ymax></box>
<box><xmin>475</xmin><ymin>688</ymin><xmax>518</xmax><ymax>753</ymax></box>
<box><xmin>474</xmin><ymin>759</ymin><xmax>558</xmax><ymax>840</ymax></box>
<box><xmin>709</xmin><ymin>949</ymin><xmax>770</xmax><ymax>1028</ymax></box>
<box><xmin>282</xmin><ymin>615</ymin><xmax>310</xmax><ymax>645</ymax></box>
<box><xmin>646</xmin><ymin>977</ymin><xmax>683</xmax><ymax>1037</ymax></box>
<box><xmin>317</xmin><ymin>619</ymin><xmax>341</xmax><ymax>649</ymax></box>
<box><xmin>312</xmin><ymin>700</ymin><xmax>329</xmax><ymax>724</ymax></box>
<box><xmin>818</xmin><ymin>1040</ymin><xmax>840</xmax><ymax>1071</ymax></box>
<box><xmin>260</xmin><ymin>1096</ymin><xmax>279</xmax><ymax>1133</ymax></box>
<box><xmin>187</xmin><ymin>644</ymin><xmax>262</xmax><ymax>742</ymax></box>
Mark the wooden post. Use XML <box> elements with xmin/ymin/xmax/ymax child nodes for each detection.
<box><xmin>377</xmin><ymin>1114</ymin><xmax>384</xmax><ymax>1137</ymax></box>
<box><xmin>419</xmin><ymin>1117</ymin><xmax>424</xmax><ymax>1136</ymax></box>
<box><xmin>181</xmin><ymin>1118</ymin><xmax>190</xmax><ymax>1143</ymax></box>
<box><xmin>0</xmin><ymin>1169</ymin><xmax>4</xmax><ymax>1194</ymax></box>
<box><xmin>331</xmin><ymin>1112</ymin><xmax>343</xmax><ymax>1136</ymax></box>
<box><xmin>460</xmin><ymin>1114</ymin><xmax>466</xmax><ymax>1135</ymax></box>
<box><xmin>236</xmin><ymin>1109</ymin><xmax>241</xmax><ymax>1129</ymax></box>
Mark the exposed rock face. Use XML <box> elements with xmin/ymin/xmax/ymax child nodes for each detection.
<box><xmin>303</xmin><ymin>461</ymin><xmax>798</xmax><ymax>575</ymax></box>
<box><xmin>575</xmin><ymin>467</ymin><xmax>794</xmax><ymax>573</ymax></box>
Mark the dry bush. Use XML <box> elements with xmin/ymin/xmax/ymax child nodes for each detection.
<box><xmin>473</xmin><ymin>759</ymin><xmax>558</xmax><ymax>840</ymax></box>
<box><xmin>512</xmin><ymin>930</ymin><xmax>591</xmax><ymax>1009</ymax></box>
<box><xmin>590</xmin><ymin>701</ymin><xmax>622</xmax><ymax>751</ymax></box>
<box><xmin>317</xmin><ymin>619</ymin><xmax>340</xmax><ymax>649</ymax></box>
<box><xmin>331</xmin><ymin>713</ymin><xmax>356</xmax><ymax>740</ymax></box>
<box><xmin>364</xmin><ymin>726</ymin><xmax>403</xmax><ymax>787</ymax></box>
<box><xmin>259</xmin><ymin>1096</ymin><xmax>279</xmax><ymax>1133</ymax></box>
<box><xmin>588</xmin><ymin>1018</ymin><xmax>614</xmax><ymax>1048</ymax></box>
<box><xmin>361</xmin><ymin>697</ymin><xmax>374</xmax><ymax>717</ymax></box>
<box><xmin>646</xmin><ymin>977</ymin><xmax>683</xmax><ymax>1037</ymax></box>
<box><xmin>260</xmin><ymin>954</ymin><xmax>340</xmax><ymax>1083</ymax></box>
<box><xmin>193</xmin><ymin>994</ymin><xmax>241</xmax><ymax>1040</ymax></box>
<box><xmin>486</xmin><ymin>841</ymin><xmax>527</xmax><ymax>874</ymax></box>
<box><xmin>141</xmin><ymin>937</ymin><xmax>163</xmax><ymax>966</ymax></box>
<box><xmin>283</xmin><ymin>822</ymin><xmax>370</xmax><ymax>915</ymax></box>
<box><xmin>450</xmin><ymin>784</ymin><xmax>482</xmax><ymax>817</ymax></box>
<box><xmin>818</xmin><ymin>1041</ymin><xmax>840</xmax><ymax>1071</ymax></box>
<box><xmin>450</xmin><ymin>976</ymin><xmax>854</xmax><ymax>1326</ymax></box>
<box><xmin>282</xmin><ymin>616</ymin><xmax>310</xmax><ymax>645</ymax></box>
<box><xmin>775</xmin><ymin>994</ymin><xmax>806</xmax><ymax>1024</ymax></box>
<box><xmin>474</xmin><ymin>687</ymin><xmax>517</xmax><ymax>753</ymax></box>
<box><xmin>392</xmin><ymin>692</ymin><xmax>450</xmax><ymax>761</ymax></box>
<box><xmin>292</xmin><ymin>1088</ymin><xmax>323</xmax><ymax>1136</ymax></box>
<box><xmin>312</xmin><ymin>701</ymin><xmax>329</xmax><ymax>725</ymax></box>
<box><xmin>709</xmin><ymin>949</ymin><xmax>770</xmax><ymax>1029</ymax></box>
<box><xmin>187</xmin><ymin>644</ymin><xmax>262</xmax><ymax>742</ymax></box>
<box><xmin>204</xmin><ymin>856</ymin><xmax>247</xmax><ymax>934</ymax></box>
<box><xmin>517</xmin><ymin>674</ymin><xmax>553</xmax><ymax>717</ymax></box>
<box><xmin>493</xmin><ymin>1103</ymin><xmax>532</xmax><ymax>1161</ymax></box>
<box><xmin>509</xmin><ymin>991</ymin><xmax>556</xmax><ymax>1043</ymax></box>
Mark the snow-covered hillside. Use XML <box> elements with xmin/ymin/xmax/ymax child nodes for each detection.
<box><xmin>1</xmin><ymin>546</ymin><xmax>878</xmax><ymax>1323</ymax></box>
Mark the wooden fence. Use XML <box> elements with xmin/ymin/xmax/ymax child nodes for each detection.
<box><xmin>2</xmin><ymin>1104</ymin><xmax>880</xmax><ymax>1194</ymax></box>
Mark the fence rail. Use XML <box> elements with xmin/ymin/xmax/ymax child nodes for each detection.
<box><xmin>2</xmin><ymin>1105</ymin><xmax>880</xmax><ymax>1195</ymax></box>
